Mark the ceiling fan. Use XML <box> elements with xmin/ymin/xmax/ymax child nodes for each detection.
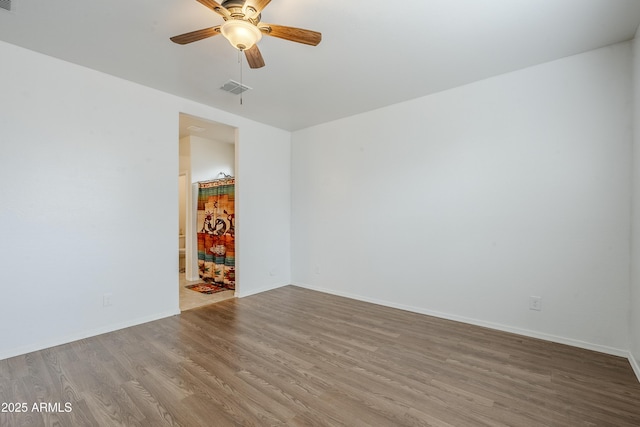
<box><xmin>170</xmin><ymin>0</ymin><xmax>322</xmax><ymax>69</ymax></box>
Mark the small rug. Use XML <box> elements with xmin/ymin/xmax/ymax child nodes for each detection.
<box><xmin>185</xmin><ymin>283</ymin><xmax>227</xmax><ymax>294</ymax></box>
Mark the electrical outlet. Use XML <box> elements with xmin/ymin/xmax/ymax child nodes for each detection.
<box><xmin>103</xmin><ymin>293</ymin><xmax>113</xmax><ymax>307</ymax></box>
<box><xmin>529</xmin><ymin>296</ymin><xmax>542</xmax><ymax>311</ymax></box>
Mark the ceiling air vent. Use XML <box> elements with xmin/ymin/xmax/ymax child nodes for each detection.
<box><xmin>0</xmin><ymin>0</ymin><xmax>11</xmax><ymax>11</ymax></box>
<box><xmin>187</xmin><ymin>125</ymin><xmax>205</xmax><ymax>133</ymax></box>
<box><xmin>220</xmin><ymin>80</ymin><xmax>252</xmax><ymax>95</ymax></box>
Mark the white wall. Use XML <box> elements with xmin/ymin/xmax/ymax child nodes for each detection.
<box><xmin>178</xmin><ymin>135</ymin><xmax>190</xmax><ymax>240</ymax></box>
<box><xmin>189</xmin><ymin>135</ymin><xmax>235</xmax><ymax>182</ymax></box>
<box><xmin>179</xmin><ymin>136</ymin><xmax>191</xmax><ymax>173</ymax></box>
<box><xmin>292</xmin><ymin>43</ymin><xmax>632</xmax><ymax>355</ymax></box>
<box><xmin>0</xmin><ymin>40</ymin><xmax>291</xmax><ymax>360</ymax></box>
<box><xmin>631</xmin><ymin>35</ymin><xmax>640</xmax><ymax>378</ymax></box>
<box><xmin>234</xmin><ymin>124</ymin><xmax>292</xmax><ymax>296</ymax></box>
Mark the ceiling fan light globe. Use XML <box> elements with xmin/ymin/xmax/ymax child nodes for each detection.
<box><xmin>221</xmin><ymin>19</ymin><xmax>262</xmax><ymax>50</ymax></box>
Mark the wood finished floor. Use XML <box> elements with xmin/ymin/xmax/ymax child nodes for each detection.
<box><xmin>1</xmin><ymin>285</ymin><xmax>639</xmax><ymax>426</ymax></box>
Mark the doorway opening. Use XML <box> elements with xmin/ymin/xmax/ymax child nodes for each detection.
<box><xmin>178</xmin><ymin>113</ymin><xmax>237</xmax><ymax>311</ymax></box>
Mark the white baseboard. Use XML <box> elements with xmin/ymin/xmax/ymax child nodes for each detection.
<box><xmin>293</xmin><ymin>282</ymin><xmax>629</xmax><ymax>358</ymax></box>
<box><xmin>0</xmin><ymin>309</ymin><xmax>180</xmax><ymax>361</ymax></box>
<box><xmin>629</xmin><ymin>351</ymin><xmax>640</xmax><ymax>383</ymax></box>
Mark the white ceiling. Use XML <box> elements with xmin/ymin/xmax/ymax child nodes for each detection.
<box><xmin>1</xmin><ymin>0</ymin><xmax>640</xmax><ymax>131</ymax></box>
<box><xmin>179</xmin><ymin>113</ymin><xmax>236</xmax><ymax>144</ymax></box>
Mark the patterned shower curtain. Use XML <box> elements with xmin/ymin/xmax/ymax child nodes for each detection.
<box><xmin>197</xmin><ymin>177</ymin><xmax>235</xmax><ymax>290</ymax></box>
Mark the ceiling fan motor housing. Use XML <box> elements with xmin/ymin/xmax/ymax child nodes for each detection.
<box><xmin>222</xmin><ymin>0</ymin><xmax>261</xmax><ymax>24</ymax></box>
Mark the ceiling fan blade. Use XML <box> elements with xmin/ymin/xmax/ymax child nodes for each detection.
<box><xmin>244</xmin><ymin>44</ymin><xmax>266</xmax><ymax>69</ymax></box>
<box><xmin>260</xmin><ymin>24</ymin><xmax>321</xmax><ymax>46</ymax></box>
<box><xmin>244</xmin><ymin>0</ymin><xmax>271</xmax><ymax>17</ymax></box>
<box><xmin>195</xmin><ymin>0</ymin><xmax>230</xmax><ymax>18</ymax></box>
<box><xmin>170</xmin><ymin>26</ymin><xmax>221</xmax><ymax>45</ymax></box>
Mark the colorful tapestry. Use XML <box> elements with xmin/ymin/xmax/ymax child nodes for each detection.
<box><xmin>197</xmin><ymin>177</ymin><xmax>235</xmax><ymax>290</ymax></box>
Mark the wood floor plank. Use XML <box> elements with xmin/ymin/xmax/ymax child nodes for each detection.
<box><xmin>109</xmin><ymin>379</ymin><xmax>166</xmax><ymax>426</ymax></box>
<box><xmin>1</xmin><ymin>285</ymin><xmax>639</xmax><ymax>426</ymax></box>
